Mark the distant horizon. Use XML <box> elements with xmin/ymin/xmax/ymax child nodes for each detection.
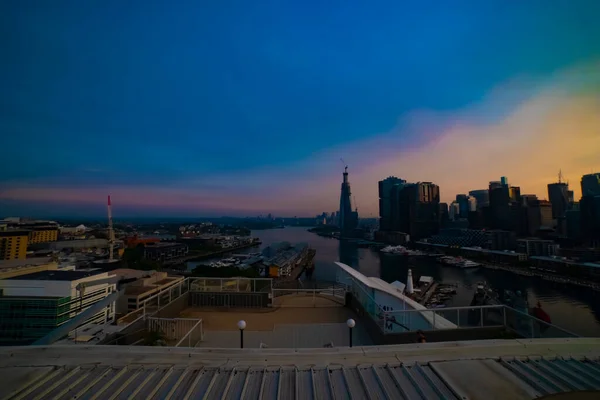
<box><xmin>2</xmin><ymin>2</ymin><xmax>599</xmax><ymax>215</ymax></box>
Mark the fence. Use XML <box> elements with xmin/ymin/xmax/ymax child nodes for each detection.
<box><xmin>147</xmin><ymin>317</ymin><xmax>203</xmax><ymax>345</ymax></box>
<box><xmin>189</xmin><ymin>277</ymin><xmax>272</xmax><ymax>293</ymax></box>
<box><xmin>272</xmin><ymin>286</ymin><xmax>346</xmax><ymax>307</ymax></box>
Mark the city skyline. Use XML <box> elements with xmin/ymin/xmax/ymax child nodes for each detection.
<box><xmin>1</xmin><ymin>2</ymin><xmax>600</xmax><ymax>217</ymax></box>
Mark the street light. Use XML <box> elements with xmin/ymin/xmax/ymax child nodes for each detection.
<box><xmin>346</xmin><ymin>318</ymin><xmax>355</xmax><ymax>348</ymax></box>
<box><xmin>237</xmin><ymin>320</ymin><xmax>246</xmax><ymax>348</ymax></box>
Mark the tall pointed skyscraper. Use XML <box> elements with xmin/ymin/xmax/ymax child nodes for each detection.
<box><xmin>339</xmin><ymin>166</ymin><xmax>358</xmax><ymax>235</ymax></box>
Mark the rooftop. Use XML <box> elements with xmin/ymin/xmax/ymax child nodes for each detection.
<box><xmin>5</xmin><ymin>269</ymin><xmax>107</xmax><ymax>282</ymax></box>
<box><xmin>1</xmin><ymin>338</ymin><xmax>599</xmax><ymax>399</ymax></box>
<box><xmin>0</xmin><ymin>257</ymin><xmax>53</xmax><ymax>270</ymax></box>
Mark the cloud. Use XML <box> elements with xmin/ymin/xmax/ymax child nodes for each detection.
<box><xmin>2</xmin><ymin>61</ymin><xmax>599</xmax><ymax>216</ymax></box>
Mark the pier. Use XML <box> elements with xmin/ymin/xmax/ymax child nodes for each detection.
<box><xmin>479</xmin><ymin>263</ymin><xmax>600</xmax><ymax>291</ymax></box>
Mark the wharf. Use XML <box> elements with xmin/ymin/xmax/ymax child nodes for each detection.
<box><xmin>416</xmin><ymin>282</ymin><xmax>438</xmax><ymax>305</ymax></box>
<box><xmin>283</xmin><ymin>248</ymin><xmax>316</xmax><ymax>282</ymax></box>
<box><xmin>164</xmin><ymin>242</ymin><xmax>260</xmax><ymax>267</ymax></box>
<box><xmin>479</xmin><ymin>263</ymin><xmax>600</xmax><ymax>291</ymax></box>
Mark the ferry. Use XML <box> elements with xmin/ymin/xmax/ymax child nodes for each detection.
<box><xmin>437</xmin><ymin>256</ymin><xmax>480</xmax><ymax>269</ymax></box>
<box><xmin>380</xmin><ymin>245</ymin><xmax>425</xmax><ymax>256</ymax></box>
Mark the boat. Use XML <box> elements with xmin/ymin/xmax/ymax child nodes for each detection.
<box><xmin>437</xmin><ymin>256</ymin><xmax>480</xmax><ymax>268</ymax></box>
<box><xmin>380</xmin><ymin>245</ymin><xmax>425</xmax><ymax>256</ymax></box>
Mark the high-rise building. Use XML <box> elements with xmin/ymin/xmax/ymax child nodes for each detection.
<box><xmin>468</xmin><ymin>190</ymin><xmax>489</xmax><ymax>209</ymax></box>
<box><xmin>581</xmin><ymin>173</ymin><xmax>600</xmax><ymax>196</ymax></box>
<box><xmin>339</xmin><ymin>167</ymin><xmax>358</xmax><ymax>234</ymax></box>
<box><xmin>0</xmin><ymin>230</ymin><xmax>29</xmax><ymax>260</ymax></box>
<box><xmin>378</xmin><ymin>179</ymin><xmax>440</xmax><ymax>239</ymax></box>
<box><xmin>548</xmin><ymin>177</ymin><xmax>570</xmax><ymax>220</ymax></box>
<box><xmin>449</xmin><ymin>202</ymin><xmax>460</xmax><ymax>221</ymax></box>
<box><xmin>580</xmin><ymin>195</ymin><xmax>600</xmax><ymax>247</ymax></box>
<box><xmin>455</xmin><ymin>194</ymin><xmax>470</xmax><ymax>219</ymax></box>
<box><xmin>489</xmin><ymin>178</ymin><xmax>520</xmax><ymax>231</ymax></box>
<box><xmin>378</xmin><ymin>177</ymin><xmax>406</xmax><ymax>231</ymax></box>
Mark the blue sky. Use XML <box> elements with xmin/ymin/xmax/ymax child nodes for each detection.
<box><xmin>1</xmin><ymin>1</ymin><xmax>599</xmax><ymax>217</ymax></box>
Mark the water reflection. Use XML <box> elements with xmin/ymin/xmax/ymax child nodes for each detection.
<box><xmin>247</xmin><ymin>227</ymin><xmax>600</xmax><ymax>336</ymax></box>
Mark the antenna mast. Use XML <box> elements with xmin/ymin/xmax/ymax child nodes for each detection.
<box><xmin>558</xmin><ymin>169</ymin><xmax>563</xmax><ymax>184</ymax></box>
<box><xmin>107</xmin><ymin>195</ymin><xmax>115</xmax><ymax>261</ymax></box>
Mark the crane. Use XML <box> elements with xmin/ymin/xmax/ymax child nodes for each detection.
<box><xmin>340</xmin><ymin>158</ymin><xmax>348</xmax><ymax>173</ymax></box>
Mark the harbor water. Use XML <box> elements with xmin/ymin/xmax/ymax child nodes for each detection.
<box><xmin>244</xmin><ymin>226</ymin><xmax>600</xmax><ymax>337</ymax></box>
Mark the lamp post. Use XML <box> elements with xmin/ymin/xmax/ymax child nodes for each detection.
<box><xmin>346</xmin><ymin>318</ymin><xmax>355</xmax><ymax>348</ymax></box>
<box><xmin>237</xmin><ymin>320</ymin><xmax>246</xmax><ymax>348</ymax></box>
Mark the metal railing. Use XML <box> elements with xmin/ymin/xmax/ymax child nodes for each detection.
<box><xmin>147</xmin><ymin>317</ymin><xmax>203</xmax><ymax>344</ymax></box>
<box><xmin>272</xmin><ymin>287</ymin><xmax>346</xmax><ymax>307</ymax></box>
<box><xmin>175</xmin><ymin>319</ymin><xmax>204</xmax><ymax>347</ymax></box>
<box><xmin>381</xmin><ymin>305</ymin><xmax>579</xmax><ymax>338</ymax></box>
<box><xmin>188</xmin><ymin>277</ymin><xmax>272</xmax><ymax>293</ymax></box>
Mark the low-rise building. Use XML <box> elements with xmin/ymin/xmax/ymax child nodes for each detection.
<box><xmin>118</xmin><ymin>272</ymin><xmax>184</xmax><ymax>313</ymax></box>
<box><xmin>517</xmin><ymin>239</ymin><xmax>560</xmax><ymax>257</ymax></box>
<box><xmin>0</xmin><ymin>257</ymin><xmax>58</xmax><ymax>279</ymax></box>
<box><xmin>143</xmin><ymin>242</ymin><xmax>188</xmax><ymax>262</ymax></box>
<box><xmin>0</xmin><ymin>229</ymin><xmax>29</xmax><ymax>260</ymax></box>
<box><xmin>530</xmin><ymin>256</ymin><xmax>600</xmax><ymax>281</ymax></box>
<box><xmin>0</xmin><ymin>270</ymin><xmax>117</xmax><ymax>345</ymax></box>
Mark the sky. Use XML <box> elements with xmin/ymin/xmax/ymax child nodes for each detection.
<box><xmin>1</xmin><ymin>1</ymin><xmax>599</xmax><ymax>218</ymax></box>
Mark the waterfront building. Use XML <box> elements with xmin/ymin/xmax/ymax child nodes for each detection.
<box><xmin>0</xmin><ymin>269</ymin><xmax>117</xmax><ymax>345</ymax></box>
<box><xmin>339</xmin><ymin>166</ymin><xmax>358</xmax><ymax>234</ymax></box>
<box><xmin>0</xmin><ymin>229</ymin><xmax>29</xmax><ymax>260</ymax></box>
<box><xmin>143</xmin><ymin>242</ymin><xmax>188</xmax><ymax>262</ymax></box>
<box><xmin>392</xmin><ymin>182</ymin><xmax>441</xmax><ymax>240</ymax></box>
<box><xmin>516</xmin><ymin>239</ymin><xmax>559</xmax><ymax>257</ymax></box>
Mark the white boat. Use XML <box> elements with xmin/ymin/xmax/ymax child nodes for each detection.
<box><xmin>459</xmin><ymin>260</ymin><xmax>480</xmax><ymax>269</ymax></box>
<box><xmin>380</xmin><ymin>245</ymin><xmax>424</xmax><ymax>256</ymax></box>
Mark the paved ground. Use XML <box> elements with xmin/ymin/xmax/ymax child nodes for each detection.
<box><xmin>179</xmin><ymin>294</ymin><xmax>350</xmax><ymax>331</ymax></box>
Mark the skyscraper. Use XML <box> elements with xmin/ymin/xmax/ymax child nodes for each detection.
<box><xmin>548</xmin><ymin>172</ymin><xmax>570</xmax><ymax>220</ymax></box>
<box><xmin>339</xmin><ymin>166</ymin><xmax>358</xmax><ymax>234</ymax></box>
<box><xmin>378</xmin><ymin>177</ymin><xmax>406</xmax><ymax>231</ymax></box>
<box><xmin>581</xmin><ymin>173</ymin><xmax>600</xmax><ymax>196</ymax></box>
<box><xmin>455</xmin><ymin>194</ymin><xmax>470</xmax><ymax>219</ymax></box>
<box><xmin>469</xmin><ymin>190</ymin><xmax>489</xmax><ymax>209</ymax></box>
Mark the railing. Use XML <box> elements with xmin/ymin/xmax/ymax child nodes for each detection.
<box><xmin>175</xmin><ymin>319</ymin><xmax>204</xmax><ymax>347</ymax></box>
<box><xmin>139</xmin><ymin>278</ymin><xmax>189</xmax><ymax>317</ymax></box>
<box><xmin>147</xmin><ymin>317</ymin><xmax>203</xmax><ymax>344</ymax></box>
<box><xmin>272</xmin><ymin>287</ymin><xmax>346</xmax><ymax>307</ymax></box>
<box><xmin>381</xmin><ymin>305</ymin><xmax>579</xmax><ymax>338</ymax></box>
<box><xmin>188</xmin><ymin>277</ymin><xmax>272</xmax><ymax>293</ymax></box>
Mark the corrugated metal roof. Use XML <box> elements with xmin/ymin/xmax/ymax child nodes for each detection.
<box><xmin>3</xmin><ymin>358</ymin><xmax>600</xmax><ymax>400</ymax></box>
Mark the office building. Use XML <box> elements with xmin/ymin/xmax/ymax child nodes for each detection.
<box><xmin>339</xmin><ymin>166</ymin><xmax>359</xmax><ymax>234</ymax></box>
<box><xmin>547</xmin><ymin>181</ymin><xmax>569</xmax><ymax>220</ymax></box>
<box><xmin>468</xmin><ymin>189</ymin><xmax>489</xmax><ymax>209</ymax></box>
<box><xmin>397</xmin><ymin>182</ymin><xmax>441</xmax><ymax>240</ymax></box>
<box><xmin>488</xmin><ymin>178</ymin><xmax>520</xmax><ymax>231</ymax></box>
<box><xmin>448</xmin><ymin>202</ymin><xmax>460</xmax><ymax>221</ymax></box>
<box><xmin>0</xmin><ymin>270</ymin><xmax>117</xmax><ymax>345</ymax></box>
<box><xmin>581</xmin><ymin>172</ymin><xmax>600</xmax><ymax>196</ymax></box>
<box><xmin>580</xmin><ymin>195</ymin><xmax>600</xmax><ymax>247</ymax></box>
<box><xmin>378</xmin><ymin>176</ymin><xmax>406</xmax><ymax>231</ymax></box>
<box><xmin>517</xmin><ymin>239</ymin><xmax>559</xmax><ymax>257</ymax></box>
<box><xmin>143</xmin><ymin>242</ymin><xmax>189</xmax><ymax>262</ymax></box>
<box><xmin>0</xmin><ymin>229</ymin><xmax>29</xmax><ymax>260</ymax></box>
<box><xmin>455</xmin><ymin>194</ymin><xmax>470</xmax><ymax>219</ymax></box>
<box><xmin>0</xmin><ymin>258</ymin><xmax>58</xmax><ymax>279</ymax></box>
